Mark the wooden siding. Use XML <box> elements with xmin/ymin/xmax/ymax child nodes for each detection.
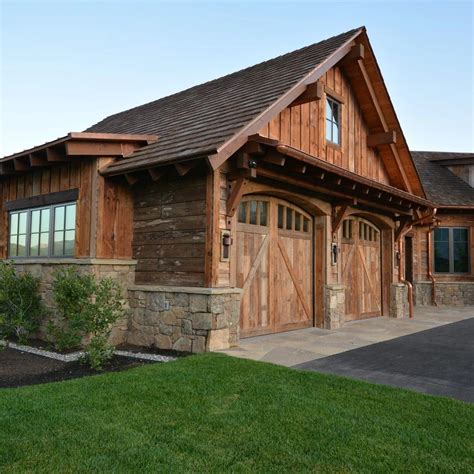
<box><xmin>258</xmin><ymin>65</ymin><xmax>390</xmax><ymax>185</ymax></box>
<box><xmin>0</xmin><ymin>159</ymin><xmax>133</xmax><ymax>260</ymax></box>
<box><xmin>412</xmin><ymin>213</ymin><xmax>474</xmax><ymax>282</ymax></box>
<box><xmin>0</xmin><ymin>161</ymin><xmax>94</xmax><ymax>258</ymax></box>
<box><xmin>133</xmin><ymin>172</ymin><xmax>207</xmax><ymax>286</ymax></box>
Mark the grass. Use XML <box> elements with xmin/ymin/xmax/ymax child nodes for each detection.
<box><xmin>0</xmin><ymin>353</ymin><xmax>473</xmax><ymax>473</ymax></box>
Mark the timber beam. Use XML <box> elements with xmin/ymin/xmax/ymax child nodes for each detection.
<box><xmin>332</xmin><ymin>204</ymin><xmax>350</xmax><ymax>235</ymax></box>
<box><xmin>148</xmin><ymin>168</ymin><xmax>163</xmax><ymax>182</ymax></box>
<box><xmin>124</xmin><ymin>173</ymin><xmax>140</xmax><ymax>186</ymax></box>
<box><xmin>290</xmin><ymin>82</ymin><xmax>324</xmax><ymax>107</ymax></box>
<box><xmin>367</xmin><ymin>130</ymin><xmax>397</xmax><ymax>148</ymax></box>
<box><xmin>339</xmin><ymin>43</ymin><xmax>365</xmax><ymax>67</ymax></box>
<box><xmin>174</xmin><ymin>160</ymin><xmax>197</xmax><ymax>176</ymax></box>
<box><xmin>29</xmin><ymin>152</ymin><xmax>49</xmax><ymax>167</ymax></box>
<box><xmin>394</xmin><ymin>217</ymin><xmax>413</xmax><ymax>242</ymax></box>
<box><xmin>13</xmin><ymin>158</ymin><xmax>30</xmax><ymax>171</ymax></box>
<box><xmin>226</xmin><ymin>176</ymin><xmax>248</xmax><ymax>217</ymax></box>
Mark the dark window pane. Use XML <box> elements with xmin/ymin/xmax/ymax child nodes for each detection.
<box><xmin>332</xmin><ymin>101</ymin><xmax>339</xmax><ymax>123</ymax></box>
<box><xmin>333</xmin><ymin>123</ymin><xmax>340</xmax><ymax>145</ymax></box>
<box><xmin>55</xmin><ymin>206</ymin><xmax>65</xmax><ymax>231</ymax></box>
<box><xmin>278</xmin><ymin>205</ymin><xmax>284</xmax><ymax>229</ymax></box>
<box><xmin>434</xmin><ymin>241</ymin><xmax>450</xmax><ymax>272</ymax></box>
<box><xmin>295</xmin><ymin>213</ymin><xmax>301</xmax><ymax>231</ymax></box>
<box><xmin>434</xmin><ymin>228</ymin><xmax>449</xmax><ymax>242</ymax></box>
<box><xmin>259</xmin><ymin>202</ymin><xmax>268</xmax><ymax>226</ymax></box>
<box><xmin>286</xmin><ymin>208</ymin><xmax>293</xmax><ymax>230</ymax></box>
<box><xmin>249</xmin><ymin>201</ymin><xmax>258</xmax><ymax>225</ymax></box>
<box><xmin>303</xmin><ymin>218</ymin><xmax>309</xmax><ymax>233</ymax></box>
<box><xmin>238</xmin><ymin>202</ymin><xmax>247</xmax><ymax>223</ymax></box>
<box><xmin>453</xmin><ymin>228</ymin><xmax>468</xmax><ymax>242</ymax></box>
<box><xmin>453</xmin><ymin>242</ymin><xmax>469</xmax><ymax>272</ymax></box>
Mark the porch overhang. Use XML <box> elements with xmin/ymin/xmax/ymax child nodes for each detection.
<box><xmin>0</xmin><ymin>132</ymin><xmax>158</xmax><ymax>177</ymax></box>
<box><xmin>233</xmin><ymin>135</ymin><xmax>434</xmax><ymax>218</ymax></box>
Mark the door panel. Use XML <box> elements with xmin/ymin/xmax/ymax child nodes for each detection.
<box><xmin>341</xmin><ymin>217</ymin><xmax>382</xmax><ymax>321</ymax></box>
<box><xmin>236</xmin><ymin>197</ymin><xmax>313</xmax><ymax>337</ymax></box>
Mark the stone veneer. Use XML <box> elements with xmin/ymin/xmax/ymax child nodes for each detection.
<box><xmin>10</xmin><ymin>259</ymin><xmax>136</xmax><ymax>345</ymax></box>
<box><xmin>324</xmin><ymin>284</ymin><xmax>345</xmax><ymax>329</ymax></box>
<box><xmin>390</xmin><ymin>283</ymin><xmax>408</xmax><ymax>318</ymax></box>
<box><xmin>127</xmin><ymin>286</ymin><xmax>242</xmax><ymax>352</ymax></box>
<box><xmin>414</xmin><ymin>281</ymin><xmax>474</xmax><ymax>306</ymax></box>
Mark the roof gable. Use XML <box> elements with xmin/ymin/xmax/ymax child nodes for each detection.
<box><xmin>89</xmin><ymin>27</ymin><xmax>363</xmax><ymax>172</ymax></box>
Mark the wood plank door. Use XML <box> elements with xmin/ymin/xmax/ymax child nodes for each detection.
<box><xmin>236</xmin><ymin>197</ymin><xmax>313</xmax><ymax>338</ymax></box>
<box><xmin>340</xmin><ymin>217</ymin><xmax>382</xmax><ymax>321</ymax></box>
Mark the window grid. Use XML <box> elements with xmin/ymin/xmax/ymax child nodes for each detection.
<box><xmin>326</xmin><ymin>97</ymin><xmax>341</xmax><ymax>145</ymax></box>
<box><xmin>8</xmin><ymin>203</ymin><xmax>76</xmax><ymax>259</ymax></box>
<box><xmin>434</xmin><ymin>227</ymin><xmax>469</xmax><ymax>274</ymax></box>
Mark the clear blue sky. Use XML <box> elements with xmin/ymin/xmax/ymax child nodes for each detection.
<box><xmin>1</xmin><ymin>1</ymin><xmax>473</xmax><ymax>156</ymax></box>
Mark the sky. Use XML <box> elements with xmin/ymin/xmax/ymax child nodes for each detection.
<box><xmin>0</xmin><ymin>0</ymin><xmax>473</xmax><ymax>157</ymax></box>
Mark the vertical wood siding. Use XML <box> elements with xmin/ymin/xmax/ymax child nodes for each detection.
<box><xmin>258</xmin><ymin>65</ymin><xmax>390</xmax><ymax>185</ymax></box>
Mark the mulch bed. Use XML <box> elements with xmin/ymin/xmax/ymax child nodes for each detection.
<box><xmin>0</xmin><ymin>347</ymin><xmax>153</xmax><ymax>389</ymax></box>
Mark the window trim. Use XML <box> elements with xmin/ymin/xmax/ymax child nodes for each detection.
<box><xmin>8</xmin><ymin>202</ymin><xmax>77</xmax><ymax>259</ymax></box>
<box><xmin>433</xmin><ymin>227</ymin><xmax>470</xmax><ymax>274</ymax></box>
<box><xmin>325</xmin><ymin>96</ymin><xmax>342</xmax><ymax>146</ymax></box>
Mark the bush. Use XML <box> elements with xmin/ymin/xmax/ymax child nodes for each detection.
<box><xmin>50</xmin><ymin>267</ymin><xmax>126</xmax><ymax>369</ymax></box>
<box><xmin>0</xmin><ymin>261</ymin><xmax>45</xmax><ymax>344</ymax></box>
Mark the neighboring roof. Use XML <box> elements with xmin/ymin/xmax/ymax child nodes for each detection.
<box><xmin>411</xmin><ymin>151</ymin><xmax>474</xmax><ymax>207</ymax></box>
<box><xmin>87</xmin><ymin>27</ymin><xmax>363</xmax><ymax>173</ymax></box>
<box><xmin>413</xmin><ymin>151</ymin><xmax>474</xmax><ymax>162</ymax></box>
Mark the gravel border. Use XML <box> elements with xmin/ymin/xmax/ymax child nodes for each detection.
<box><xmin>1</xmin><ymin>341</ymin><xmax>176</xmax><ymax>363</ymax></box>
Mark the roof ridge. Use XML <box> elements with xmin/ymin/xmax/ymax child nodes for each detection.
<box><xmin>87</xmin><ymin>26</ymin><xmax>365</xmax><ymax>127</ymax></box>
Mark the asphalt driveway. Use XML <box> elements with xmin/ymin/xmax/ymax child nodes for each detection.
<box><xmin>295</xmin><ymin>317</ymin><xmax>474</xmax><ymax>402</ymax></box>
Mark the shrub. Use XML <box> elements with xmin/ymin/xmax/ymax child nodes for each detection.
<box><xmin>0</xmin><ymin>261</ymin><xmax>45</xmax><ymax>344</ymax></box>
<box><xmin>50</xmin><ymin>267</ymin><xmax>126</xmax><ymax>369</ymax></box>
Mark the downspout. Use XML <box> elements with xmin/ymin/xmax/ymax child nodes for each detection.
<box><xmin>426</xmin><ymin>223</ymin><xmax>438</xmax><ymax>306</ymax></box>
<box><xmin>396</xmin><ymin>208</ymin><xmax>437</xmax><ymax>319</ymax></box>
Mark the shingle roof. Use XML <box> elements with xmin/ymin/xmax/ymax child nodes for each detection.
<box><xmin>413</xmin><ymin>151</ymin><xmax>474</xmax><ymax>162</ymax></box>
<box><xmin>86</xmin><ymin>27</ymin><xmax>363</xmax><ymax>173</ymax></box>
<box><xmin>411</xmin><ymin>151</ymin><xmax>474</xmax><ymax>207</ymax></box>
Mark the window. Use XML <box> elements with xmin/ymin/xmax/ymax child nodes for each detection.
<box><xmin>434</xmin><ymin>227</ymin><xmax>469</xmax><ymax>273</ymax></box>
<box><xmin>326</xmin><ymin>96</ymin><xmax>341</xmax><ymax>145</ymax></box>
<box><xmin>342</xmin><ymin>219</ymin><xmax>353</xmax><ymax>240</ymax></box>
<box><xmin>8</xmin><ymin>203</ymin><xmax>76</xmax><ymax>258</ymax></box>
<box><xmin>238</xmin><ymin>200</ymin><xmax>268</xmax><ymax>227</ymax></box>
<box><xmin>277</xmin><ymin>204</ymin><xmax>310</xmax><ymax>233</ymax></box>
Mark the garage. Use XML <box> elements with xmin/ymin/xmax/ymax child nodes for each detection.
<box><xmin>236</xmin><ymin>196</ymin><xmax>313</xmax><ymax>337</ymax></box>
<box><xmin>340</xmin><ymin>216</ymin><xmax>382</xmax><ymax>320</ymax></box>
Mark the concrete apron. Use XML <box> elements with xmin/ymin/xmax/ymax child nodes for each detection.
<box><xmin>219</xmin><ymin>307</ymin><xmax>474</xmax><ymax>367</ymax></box>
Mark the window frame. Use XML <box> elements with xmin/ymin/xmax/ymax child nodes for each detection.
<box><xmin>8</xmin><ymin>202</ymin><xmax>77</xmax><ymax>259</ymax></box>
<box><xmin>433</xmin><ymin>227</ymin><xmax>470</xmax><ymax>274</ymax></box>
<box><xmin>325</xmin><ymin>96</ymin><xmax>342</xmax><ymax>146</ymax></box>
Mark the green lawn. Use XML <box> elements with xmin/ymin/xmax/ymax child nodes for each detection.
<box><xmin>0</xmin><ymin>354</ymin><xmax>472</xmax><ymax>473</ymax></box>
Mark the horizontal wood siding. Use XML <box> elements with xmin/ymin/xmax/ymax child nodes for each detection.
<box><xmin>133</xmin><ymin>173</ymin><xmax>207</xmax><ymax>286</ymax></box>
<box><xmin>0</xmin><ymin>161</ymin><xmax>94</xmax><ymax>258</ymax></box>
<box><xmin>259</xmin><ymin>65</ymin><xmax>390</xmax><ymax>185</ymax></box>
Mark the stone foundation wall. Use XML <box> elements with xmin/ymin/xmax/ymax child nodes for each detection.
<box><xmin>414</xmin><ymin>281</ymin><xmax>474</xmax><ymax>306</ymax></box>
<box><xmin>390</xmin><ymin>283</ymin><xmax>408</xmax><ymax>318</ymax></box>
<box><xmin>324</xmin><ymin>284</ymin><xmax>345</xmax><ymax>329</ymax></box>
<box><xmin>10</xmin><ymin>259</ymin><xmax>136</xmax><ymax>345</ymax></box>
<box><xmin>127</xmin><ymin>286</ymin><xmax>242</xmax><ymax>352</ymax></box>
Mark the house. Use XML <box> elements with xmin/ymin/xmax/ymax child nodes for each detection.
<box><xmin>410</xmin><ymin>152</ymin><xmax>474</xmax><ymax>306</ymax></box>
<box><xmin>0</xmin><ymin>26</ymin><xmax>452</xmax><ymax>352</ymax></box>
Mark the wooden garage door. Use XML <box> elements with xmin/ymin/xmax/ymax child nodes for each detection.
<box><xmin>340</xmin><ymin>217</ymin><xmax>382</xmax><ymax>320</ymax></box>
<box><xmin>236</xmin><ymin>197</ymin><xmax>313</xmax><ymax>338</ymax></box>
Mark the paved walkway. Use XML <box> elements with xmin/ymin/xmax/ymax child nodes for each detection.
<box><xmin>221</xmin><ymin>307</ymin><xmax>473</xmax><ymax>366</ymax></box>
<box><xmin>220</xmin><ymin>307</ymin><xmax>473</xmax><ymax>401</ymax></box>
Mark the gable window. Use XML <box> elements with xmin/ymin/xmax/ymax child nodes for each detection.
<box><xmin>434</xmin><ymin>227</ymin><xmax>469</xmax><ymax>273</ymax></box>
<box><xmin>8</xmin><ymin>203</ymin><xmax>76</xmax><ymax>258</ymax></box>
<box><xmin>326</xmin><ymin>96</ymin><xmax>341</xmax><ymax>145</ymax></box>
